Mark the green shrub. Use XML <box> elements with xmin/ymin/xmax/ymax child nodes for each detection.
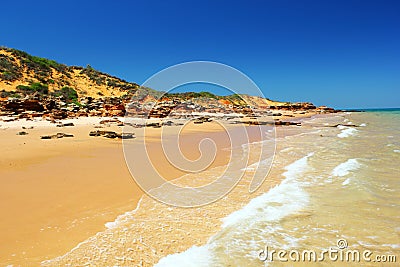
<box><xmin>0</xmin><ymin>55</ymin><xmax>22</xmax><ymax>81</ymax></box>
<box><xmin>1</xmin><ymin>90</ymin><xmax>22</xmax><ymax>98</ymax></box>
<box><xmin>164</xmin><ymin>91</ymin><xmax>218</xmax><ymax>100</ymax></box>
<box><xmin>80</xmin><ymin>65</ymin><xmax>106</xmax><ymax>85</ymax></box>
<box><xmin>1</xmin><ymin>71</ymin><xmax>18</xmax><ymax>81</ymax></box>
<box><xmin>53</xmin><ymin>86</ymin><xmax>78</xmax><ymax>103</ymax></box>
<box><xmin>7</xmin><ymin>48</ymin><xmax>68</xmax><ymax>74</ymax></box>
<box><xmin>16</xmin><ymin>82</ymin><xmax>49</xmax><ymax>95</ymax></box>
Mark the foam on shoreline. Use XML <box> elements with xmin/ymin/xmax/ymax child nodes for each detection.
<box><xmin>331</xmin><ymin>158</ymin><xmax>360</xmax><ymax>177</ymax></box>
<box><xmin>154</xmin><ymin>153</ymin><xmax>314</xmax><ymax>267</ymax></box>
<box><xmin>337</xmin><ymin>125</ymin><xmax>358</xmax><ymax>138</ymax></box>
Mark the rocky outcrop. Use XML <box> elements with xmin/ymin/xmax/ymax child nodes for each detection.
<box><xmin>41</xmin><ymin>133</ymin><xmax>74</xmax><ymax>139</ymax></box>
<box><xmin>0</xmin><ymin>47</ymin><xmax>337</xmax><ymax>121</ymax></box>
<box><xmin>269</xmin><ymin>102</ymin><xmax>316</xmax><ymax>111</ymax></box>
<box><xmin>3</xmin><ymin>99</ymin><xmax>44</xmax><ymax>112</ymax></box>
<box><xmin>89</xmin><ymin>130</ymin><xmax>135</xmax><ymax>139</ymax></box>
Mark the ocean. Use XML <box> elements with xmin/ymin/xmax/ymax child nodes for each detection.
<box><xmin>155</xmin><ymin>110</ymin><xmax>400</xmax><ymax>266</ymax></box>
<box><xmin>43</xmin><ymin>110</ymin><xmax>400</xmax><ymax>266</ymax></box>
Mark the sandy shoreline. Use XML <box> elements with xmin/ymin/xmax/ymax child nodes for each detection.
<box><xmin>0</xmin><ymin>111</ymin><xmax>320</xmax><ymax>265</ymax></box>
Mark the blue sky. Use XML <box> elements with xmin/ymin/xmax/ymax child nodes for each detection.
<box><xmin>1</xmin><ymin>0</ymin><xmax>399</xmax><ymax>108</ymax></box>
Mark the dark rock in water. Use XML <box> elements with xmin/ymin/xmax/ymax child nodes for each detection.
<box><xmin>323</xmin><ymin>124</ymin><xmax>360</xmax><ymax>128</ymax></box>
<box><xmin>17</xmin><ymin>131</ymin><xmax>28</xmax><ymax>135</ymax></box>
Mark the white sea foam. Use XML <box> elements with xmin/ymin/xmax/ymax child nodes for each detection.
<box><xmin>382</xmin><ymin>244</ymin><xmax>400</xmax><ymax>249</ymax></box>
<box><xmin>242</xmin><ymin>157</ymin><xmax>272</xmax><ymax>171</ymax></box>
<box><xmin>154</xmin><ymin>245</ymin><xmax>213</xmax><ymax>267</ymax></box>
<box><xmin>342</xmin><ymin>178</ymin><xmax>351</xmax><ymax>186</ymax></box>
<box><xmin>222</xmin><ymin>180</ymin><xmax>309</xmax><ymax>228</ymax></box>
<box><xmin>360</xmin><ymin>123</ymin><xmax>367</xmax><ymax>127</ymax></box>
<box><xmin>337</xmin><ymin>126</ymin><xmax>358</xmax><ymax>138</ymax></box>
<box><xmin>280</xmin><ymin>147</ymin><xmax>293</xmax><ymax>153</ymax></box>
<box><xmin>394</xmin><ymin>150</ymin><xmax>400</xmax><ymax>153</ymax></box>
<box><xmin>222</xmin><ymin>153</ymin><xmax>313</xmax><ymax>228</ymax></box>
<box><xmin>155</xmin><ymin>153</ymin><xmax>314</xmax><ymax>267</ymax></box>
<box><xmin>331</xmin><ymin>159</ymin><xmax>360</xmax><ymax>177</ymax></box>
<box><xmin>105</xmin><ymin>198</ymin><xmax>143</xmax><ymax>229</ymax></box>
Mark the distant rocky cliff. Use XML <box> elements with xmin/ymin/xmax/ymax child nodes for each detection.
<box><xmin>0</xmin><ymin>47</ymin><xmax>335</xmax><ymax>120</ymax></box>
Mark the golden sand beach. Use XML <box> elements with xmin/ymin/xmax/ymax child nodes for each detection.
<box><xmin>0</xmin><ymin>114</ymin><xmax>282</xmax><ymax>265</ymax></box>
<box><xmin>0</xmin><ymin>110</ymin><xmax>329</xmax><ymax>266</ymax></box>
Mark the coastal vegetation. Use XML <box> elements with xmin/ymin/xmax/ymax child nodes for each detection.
<box><xmin>0</xmin><ymin>47</ymin><xmax>142</xmax><ymax>98</ymax></box>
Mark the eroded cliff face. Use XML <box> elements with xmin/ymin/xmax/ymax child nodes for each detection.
<box><xmin>0</xmin><ymin>47</ymin><xmax>335</xmax><ymax>120</ymax></box>
<box><xmin>0</xmin><ymin>47</ymin><xmax>141</xmax><ymax>98</ymax></box>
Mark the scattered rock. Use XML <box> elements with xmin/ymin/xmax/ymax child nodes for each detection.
<box><xmin>2</xmin><ymin>117</ymin><xmax>18</xmax><ymax>122</ymax></box>
<box><xmin>89</xmin><ymin>130</ymin><xmax>135</xmax><ymax>139</ymax></box>
<box><xmin>274</xmin><ymin>120</ymin><xmax>301</xmax><ymax>126</ymax></box>
<box><xmin>99</xmin><ymin>119</ymin><xmax>122</xmax><ymax>125</ymax></box>
<box><xmin>193</xmin><ymin>117</ymin><xmax>212</xmax><ymax>124</ymax></box>
<box><xmin>326</xmin><ymin>124</ymin><xmax>359</xmax><ymax>128</ymax></box>
<box><xmin>146</xmin><ymin>123</ymin><xmax>161</xmax><ymax>128</ymax></box>
<box><xmin>17</xmin><ymin>131</ymin><xmax>28</xmax><ymax>135</ymax></box>
<box><xmin>162</xmin><ymin>121</ymin><xmax>174</xmax><ymax>126</ymax></box>
<box><xmin>120</xmin><ymin>133</ymin><xmax>135</xmax><ymax>139</ymax></box>
<box><xmin>41</xmin><ymin>133</ymin><xmax>74</xmax><ymax>139</ymax></box>
<box><xmin>104</xmin><ymin>132</ymin><xmax>119</xmax><ymax>139</ymax></box>
<box><xmin>56</xmin><ymin>122</ymin><xmax>75</xmax><ymax>127</ymax></box>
